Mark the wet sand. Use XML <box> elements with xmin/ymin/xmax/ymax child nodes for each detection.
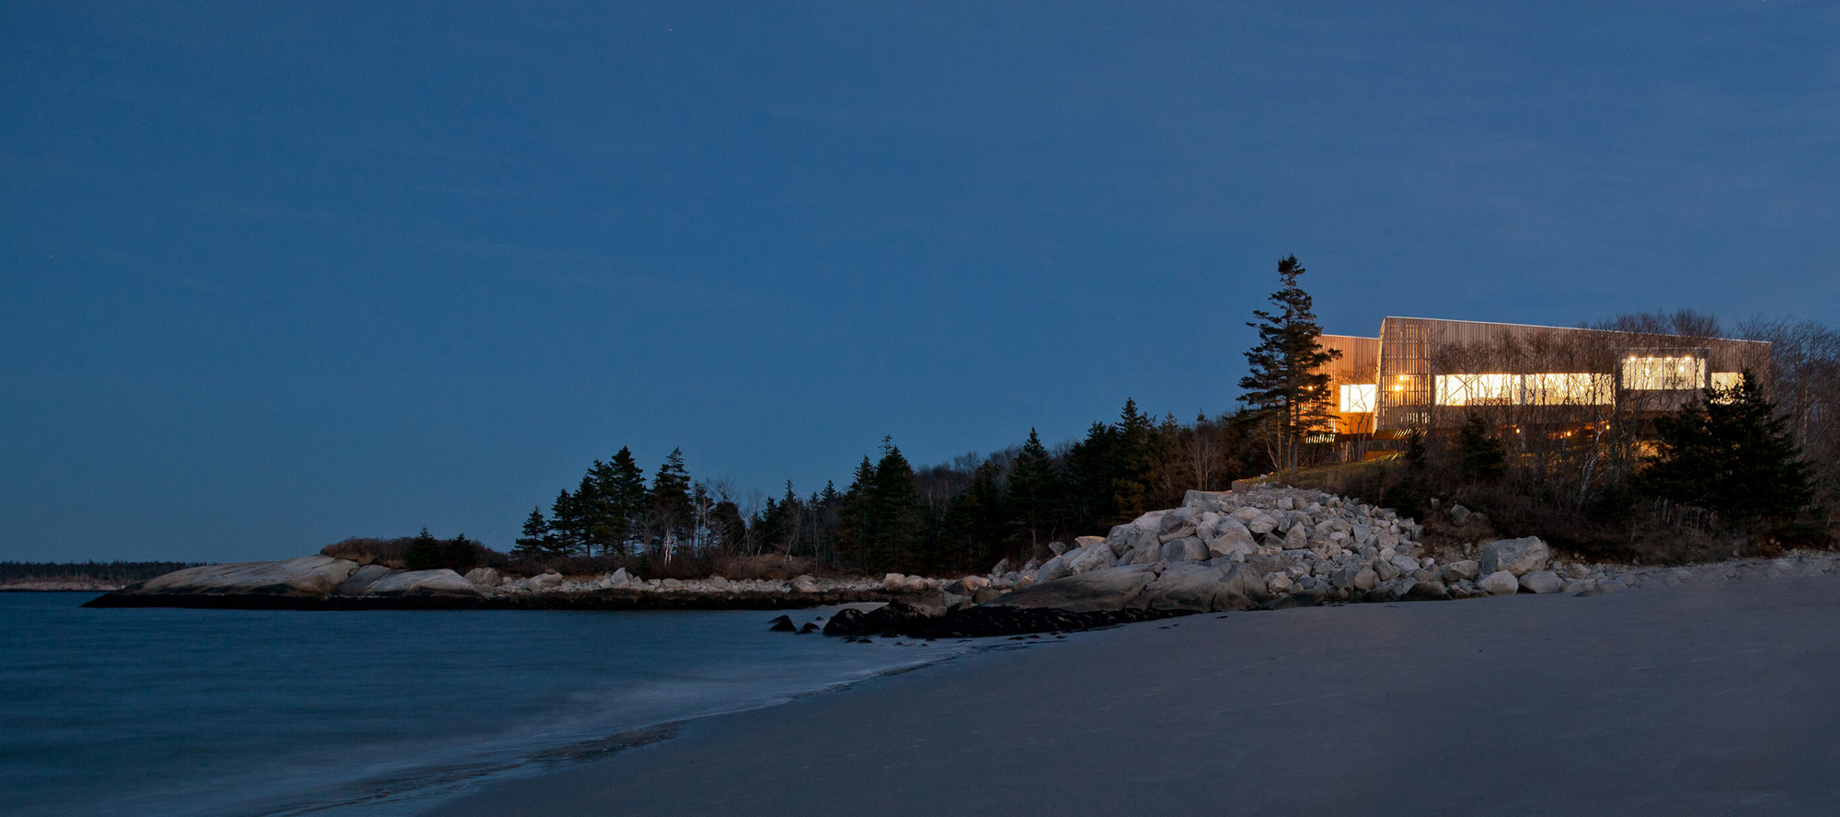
<box><xmin>432</xmin><ymin>576</ymin><xmax>1840</xmax><ymax>816</ymax></box>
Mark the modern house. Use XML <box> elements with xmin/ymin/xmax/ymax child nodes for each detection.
<box><xmin>1316</xmin><ymin>317</ymin><xmax>1773</xmax><ymax>450</ymax></box>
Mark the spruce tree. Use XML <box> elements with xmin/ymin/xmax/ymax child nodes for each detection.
<box><xmin>943</xmin><ymin>462</ymin><xmax>1006</xmax><ymax>573</ymax></box>
<box><xmin>1112</xmin><ymin>399</ymin><xmax>1155</xmax><ymax>521</ymax></box>
<box><xmin>514</xmin><ymin>507</ymin><xmax>552</xmax><ymax>557</ymax></box>
<box><xmin>548</xmin><ymin>488</ymin><xmax>584</xmax><ymax>557</ymax></box>
<box><xmin>606</xmin><ymin>447</ymin><xmax>649</xmax><ymax>557</ymax></box>
<box><xmin>1009</xmin><ymin>428</ymin><xmax>1057</xmax><ymax>551</ymax></box>
<box><xmin>1239</xmin><ymin>255</ymin><xmax>1341</xmax><ymax>476</ymax></box>
<box><xmin>1064</xmin><ymin>421</ymin><xmax>1121</xmax><ymax>535</ymax></box>
<box><xmin>870</xmin><ymin>439</ymin><xmax>924</xmax><ymax>572</ymax></box>
<box><xmin>649</xmin><ymin>448</ymin><xmax>693</xmax><ymax>557</ymax></box>
<box><xmin>443</xmin><ymin>533</ymin><xmax>479</xmax><ymax>572</ymax></box>
<box><xmin>583</xmin><ymin>460</ymin><xmax>618</xmax><ymax>557</ymax></box>
<box><xmin>404</xmin><ymin>526</ymin><xmax>442</xmax><ymax>570</ymax></box>
<box><xmin>1639</xmin><ymin>372</ymin><xmax>1815</xmax><ymax>524</ymax></box>
<box><xmin>1457</xmin><ymin>413</ymin><xmax>1507</xmax><ymax>482</ymax></box>
<box><xmin>836</xmin><ymin>456</ymin><xmax>878</xmax><ymax>567</ymax></box>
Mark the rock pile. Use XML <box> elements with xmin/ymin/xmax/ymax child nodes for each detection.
<box><xmin>984</xmin><ymin>487</ymin><xmax>1608</xmax><ymax>615</ymax></box>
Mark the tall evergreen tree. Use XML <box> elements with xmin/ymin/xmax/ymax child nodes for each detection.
<box><xmin>835</xmin><ymin>456</ymin><xmax>878</xmax><ymax>567</ymax></box>
<box><xmin>943</xmin><ymin>462</ymin><xmax>1007</xmax><ymax>573</ymax></box>
<box><xmin>549</xmin><ymin>487</ymin><xmax>587</xmax><ymax>557</ymax></box>
<box><xmin>1009</xmin><ymin>428</ymin><xmax>1057</xmax><ymax>550</ymax></box>
<box><xmin>1239</xmin><ymin>255</ymin><xmax>1341</xmax><ymax>476</ymax></box>
<box><xmin>514</xmin><ymin>506</ymin><xmax>552</xmax><ymax>557</ymax></box>
<box><xmin>1638</xmin><ymin>372</ymin><xmax>1815</xmax><ymax>523</ymax></box>
<box><xmin>582</xmin><ymin>459</ymin><xmax>619</xmax><ymax>557</ymax></box>
<box><xmin>649</xmin><ymin>448</ymin><xmax>693</xmax><ymax>557</ymax></box>
<box><xmin>1064</xmin><ymin>421</ymin><xmax>1121</xmax><ymax>535</ymax></box>
<box><xmin>1457</xmin><ymin>413</ymin><xmax>1508</xmax><ymax>482</ymax></box>
<box><xmin>605</xmin><ymin>447</ymin><xmax>649</xmax><ymax>557</ymax></box>
<box><xmin>869</xmin><ymin>439</ymin><xmax>924</xmax><ymax>572</ymax></box>
<box><xmin>404</xmin><ymin>526</ymin><xmax>442</xmax><ymax>570</ymax></box>
<box><xmin>1111</xmin><ymin>399</ymin><xmax>1155</xmax><ymax>521</ymax></box>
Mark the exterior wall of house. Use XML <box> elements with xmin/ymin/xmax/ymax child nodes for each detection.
<box><xmin>1313</xmin><ymin>317</ymin><xmax>1773</xmax><ymax>437</ymax></box>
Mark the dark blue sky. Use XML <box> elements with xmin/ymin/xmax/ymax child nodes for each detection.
<box><xmin>4</xmin><ymin>1</ymin><xmax>1837</xmax><ymax>561</ymax></box>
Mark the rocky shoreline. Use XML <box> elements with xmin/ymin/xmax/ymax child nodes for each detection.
<box><xmin>2</xmin><ymin>579</ymin><xmax>128</xmax><ymax>592</ymax></box>
<box><xmin>83</xmin><ymin>486</ymin><xmax>1840</xmax><ymax>637</ymax></box>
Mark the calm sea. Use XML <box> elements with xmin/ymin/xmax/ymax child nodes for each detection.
<box><xmin>1</xmin><ymin>592</ymin><xmax>977</xmax><ymax>817</ymax></box>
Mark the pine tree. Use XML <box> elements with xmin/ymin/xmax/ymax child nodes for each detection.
<box><xmin>1009</xmin><ymin>428</ymin><xmax>1057</xmax><ymax>551</ymax></box>
<box><xmin>1457</xmin><ymin>413</ymin><xmax>1507</xmax><ymax>482</ymax></box>
<box><xmin>1112</xmin><ymin>399</ymin><xmax>1155</xmax><ymax>522</ymax></box>
<box><xmin>443</xmin><ymin>533</ymin><xmax>480</xmax><ymax>572</ymax></box>
<box><xmin>583</xmin><ymin>459</ymin><xmax>618</xmax><ymax>557</ymax></box>
<box><xmin>606</xmin><ymin>447</ymin><xmax>649</xmax><ymax>557</ymax></box>
<box><xmin>1064</xmin><ymin>421</ymin><xmax>1121</xmax><ymax>535</ymax></box>
<box><xmin>835</xmin><ymin>456</ymin><xmax>878</xmax><ymax>567</ymax></box>
<box><xmin>869</xmin><ymin>440</ymin><xmax>924</xmax><ymax>572</ymax></box>
<box><xmin>514</xmin><ymin>507</ymin><xmax>552</xmax><ymax>557</ymax></box>
<box><xmin>649</xmin><ymin>448</ymin><xmax>693</xmax><ymax>558</ymax></box>
<box><xmin>548</xmin><ymin>488</ymin><xmax>585</xmax><ymax>557</ymax></box>
<box><xmin>1638</xmin><ymin>372</ymin><xmax>1815</xmax><ymax>524</ymax></box>
<box><xmin>1239</xmin><ymin>255</ymin><xmax>1341</xmax><ymax>476</ymax></box>
<box><xmin>943</xmin><ymin>462</ymin><xmax>1006</xmax><ymax>573</ymax></box>
<box><xmin>404</xmin><ymin>526</ymin><xmax>442</xmax><ymax>570</ymax></box>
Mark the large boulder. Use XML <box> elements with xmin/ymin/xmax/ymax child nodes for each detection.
<box><xmin>1206</xmin><ymin>520</ymin><xmax>1259</xmax><ymax>561</ymax></box>
<box><xmin>332</xmin><ymin>564</ymin><xmax>396</xmax><ymax>596</ymax></box>
<box><xmin>1159</xmin><ymin>537</ymin><xmax>1208</xmax><ymax>563</ymax></box>
<box><xmin>1135</xmin><ymin>562</ymin><xmax>1224</xmax><ymax>613</ymax></box>
<box><xmin>1442</xmin><ymin>560</ymin><xmax>1480</xmax><ymax>583</ymax></box>
<box><xmin>988</xmin><ymin>565</ymin><xmax>1158</xmax><ymax>613</ymax></box>
<box><xmin>132</xmin><ymin>556</ymin><xmax>361</xmax><ymax>598</ymax></box>
<box><xmin>364</xmin><ymin>569</ymin><xmax>484</xmax><ymax>597</ymax></box>
<box><xmin>463</xmin><ymin>567</ymin><xmax>503</xmax><ymax>588</ymax></box>
<box><xmin>1033</xmin><ymin>554</ymin><xmax>1073</xmax><ymax>584</ymax></box>
<box><xmin>1122</xmin><ymin>534</ymin><xmax>1162</xmax><ymax>566</ymax></box>
<box><xmin>1282</xmin><ymin>524</ymin><xmax>1310</xmax><ymax>551</ymax></box>
<box><xmin>1063</xmin><ymin>541</ymin><xmax>1116</xmax><ymax>575</ymax></box>
<box><xmin>1518</xmin><ymin>570</ymin><xmax>1564</xmax><ymax>594</ymax></box>
<box><xmin>1477</xmin><ymin>570</ymin><xmax>1521</xmax><ymax>596</ymax></box>
<box><xmin>1479</xmin><ymin>537</ymin><xmax>1551</xmax><ymax>577</ymax></box>
<box><xmin>1209</xmin><ymin>561</ymin><xmax>1268</xmax><ymax>607</ymax></box>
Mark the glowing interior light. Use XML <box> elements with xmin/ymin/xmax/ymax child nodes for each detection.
<box><xmin>1435</xmin><ymin>374</ymin><xmax>1517</xmax><ymax>406</ymax></box>
<box><xmin>1621</xmin><ymin>356</ymin><xmax>1705</xmax><ymax>390</ymax></box>
<box><xmin>1524</xmin><ymin>373</ymin><xmax>1615</xmax><ymax>406</ymax></box>
<box><xmin>1338</xmin><ymin>384</ymin><xmax>1376</xmax><ymax>413</ymax></box>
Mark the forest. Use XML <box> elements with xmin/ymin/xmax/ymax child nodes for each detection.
<box><xmin>505</xmin><ymin>402</ymin><xmax>1270</xmax><ymax>577</ymax></box>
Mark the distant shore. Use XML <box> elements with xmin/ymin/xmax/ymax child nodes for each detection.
<box><xmin>0</xmin><ymin>581</ymin><xmax>124</xmax><ymax>592</ymax></box>
<box><xmin>81</xmin><ymin>587</ymin><xmax>895</xmax><ymax>611</ymax></box>
<box><xmin>433</xmin><ymin>571</ymin><xmax>1840</xmax><ymax>817</ymax></box>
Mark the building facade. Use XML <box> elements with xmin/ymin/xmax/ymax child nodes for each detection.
<box><xmin>1318</xmin><ymin>317</ymin><xmax>1772</xmax><ymax>443</ymax></box>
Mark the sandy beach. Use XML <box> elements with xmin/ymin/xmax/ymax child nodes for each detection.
<box><xmin>433</xmin><ymin>575</ymin><xmax>1840</xmax><ymax>816</ymax></box>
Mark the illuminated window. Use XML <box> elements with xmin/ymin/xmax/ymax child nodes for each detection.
<box><xmin>1435</xmin><ymin>374</ymin><xmax>1517</xmax><ymax>406</ymax></box>
<box><xmin>1622</xmin><ymin>357</ymin><xmax>1705</xmax><ymax>390</ymax></box>
<box><xmin>1338</xmin><ymin>384</ymin><xmax>1377</xmax><ymax>413</ymax></box>
<box><xmin>1709</xmin><ymin>372</ymin><xmax>1743</xmax><ymax>391</ymax></box>
<box><xmin>1524</xmin><ymin>373</ymin><xmax>1615</xmax><ymax>406</ymax></box>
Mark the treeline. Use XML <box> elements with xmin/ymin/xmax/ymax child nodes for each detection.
<box><xmin>514</xmin><ymin>446</ymin><xmax>746</xmax><ymax>564</ymax></box>
<box><xmin>516</xmin><ymin>401</ymin><xmax>1269</xmax><ymax>577</ymax></box>
<box><xmin>0</xmin><ymin>561</ymin><xmax>203</xmax><ymax>584</ymax></box>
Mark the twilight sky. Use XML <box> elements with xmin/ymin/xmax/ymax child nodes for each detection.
<box><xmin>4</xmin><ymin>1</ymin><xmax>1838</xmax><ymax>562</ymax></box>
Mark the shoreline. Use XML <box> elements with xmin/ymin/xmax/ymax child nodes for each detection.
<box><xmin>78</xmin><ymin>587</ymin><xmax>900</xmax><ymax>612</ymax></box>
<box><xmin>430</xmin><ymin>570</ymin><xmax>1840</xmax><ymax>817</ymax></box>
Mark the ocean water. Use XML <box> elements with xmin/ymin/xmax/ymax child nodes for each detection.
<box><xmin>1</xmin><ymin>593</ymin><xmax>979</xmax><ymax>817</ymax></box>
